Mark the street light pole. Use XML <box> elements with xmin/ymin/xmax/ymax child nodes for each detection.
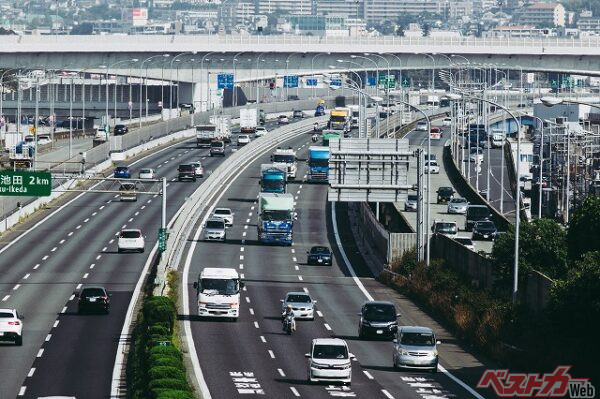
<box><xmin>139</xmin><ymin>54</ymin><xmax>169</xmax><ymax>128</ymax></box>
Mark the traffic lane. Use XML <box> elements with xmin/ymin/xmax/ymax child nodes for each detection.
<box><xmin>0</xmin><ymin>140</ymin><xmax>222</xmax><ymax>399</ymax></box>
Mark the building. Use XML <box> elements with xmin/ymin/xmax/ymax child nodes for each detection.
<box><xmin>122</xmin><ymin>8</ymin><xmax>149</xmax><ymax>27</ymax></box>
<box><xmin>519</xmin><ymin>2</ymin><xmax>566</xmax><ymax>27</ymax></box>
<box><xmin>316</xmin><ymin>0</ymin><xmax>363</xmax><ymax>18</ymax></box>
<box><xmin>577</xmin><ymin>17</ymin><xmax>600</xmax><ymax>33</ymax></box>
<box><xmin>257</xmin><ymin>0</ymin><xmax>312</xmax><ymax>15</ymax></box>
<box><xmin>363</xmin><ymin>0</ymin><xmax>443</xmax><ymax>23</ymax></box>
<box><xmin>485</xmin><ymin>24</ymin><xmax>553</xmax><ymax>37</ymax></box>
<box><xmin>282</xmin><ymin>15</ymin><xmax>349</xmax><ymax>36</ymax></box>
<box><xmin>447</xmin><ymin>1</ymin><xmax>474</xmax><ymax>19</ymax></box>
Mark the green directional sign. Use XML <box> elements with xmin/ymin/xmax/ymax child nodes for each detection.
<box><xmin>378</xmin><ymin>74</ymin><xmax>396</xmax><ymax>89</ymax></box>
<box><xmin>158</xmin><ymin>227</ymin><xmax>169</xmax><ymax>253</ymax></box>
<box><xmin>0</xmin><ymin>171</ymin><xmax>51</xmax><ymax>196</ymax></box>
<box><xmin>401</xmin><ymin>77</ymin><xmax>411</xmax><ymax>88</ymax></box>
<box><xmin>551</xmin><ymin>79</ymin><xmax>559</xmax><ymax>89</ymax></box>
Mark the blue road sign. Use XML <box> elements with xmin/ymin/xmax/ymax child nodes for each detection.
<box><xmin>306</xmin><ymin>78</ymin><xmax>318</xmax><ymax>87</ymax></box>
<box><xmin>283</xmin><ymin>75</ymin><xmax>299</xmax><ymax>88</ymax></box>
<box><xmin>330</xmin><ymin>78</ymin><xmax>342</xmax><ymax>88</ymax></box>
<box><xmin>217</xmin><ymin>73</ymin><xmax>234</xmax><ymax>89</ymax></box>
<box><xmin>367</xmin><ymin>76</ymin><xmax>376</xmax><ymax>87</ymax></box>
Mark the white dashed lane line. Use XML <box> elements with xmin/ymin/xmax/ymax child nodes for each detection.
<box><xmin>27</xmin><ymin>368</ymin><xmax>35</xmax><ymax>377</ymax></box>
<box><xmin>59</xmin><ymin>239</ymin><xmax>65</xmax><ymax>244</ymax></box>
<box><xmin>53</xmin><ymin>320</ymin><xmax>59</xmax><ymax>328</ymax></box>
<box><xmin>42</xmin><ymin>255</ymin><xmax>49</xmax><ymax>261</ymax></box>
<box><xmin>2</xmin><ymin>295</ymin><xmax>10</xmax><ymax>301</ymax></box>
<box><xmin>36</xmin><ymin>349</ymin><xmax>44</xmax><ymax>358</ymax></box>
<box><xmin>33</xmin><ymin>264</ymin><xmax>40</xmax><ymax>270</ymax></box>
<box><xmin>324</xmin><ymin>323</ymin><xmax>332</xmax><ymax>331</ymax></box>
<box><xmin>76</xmin><ymin>283</ymin><xmax>82</xmax><ymax>289</ymax></box>
<box><xmin>363</xmin><ymin>370</ymin><xmax>374</xmax><ymax>380</ymax></box>
<box><xmin>45</xmin><ymin>334</ymin><xmax>52</xmax><ymax>342</ymax></box>
<box><xmin>297</xmin><ymin>275</ymin><xmax>303</xmax><ymax>281</ymax></box>
<box><xmin>249</xmin><ymin>308</ymin><xmax>254</xmax><ymax>315</ymax></box>
<box><xmin>317</xmin><ymin>311</ymin><xmax>323</xmax><ymax>318</ymax></box>
<box><xmin>13</xmin><ymin>284</ymin><xmax>20</xmax><ymax>291</ymax></box>
<box><xmin>68</xmin><ymin>232</ymin><xmax>73</xmax><ymax>237</ymax></box>
<box><xmin>83</xmin><ymin>273</ymin><xmax>89</xmax><ymax>279</ymax></box>
<box><xmin>254</xmin><ymin>321</ymin><xmax>260</xmax><ymax>329</ymax></box>
<box><xmin>382</xmin><ymin>389</ymin><xmax>395</xmax><ymax>399</ymax></box>
<box><xmin>51</xmin><ymin>247</ymin><xmax>57</xmax><ymax>252</ymax></box>
<box><xmin>278</xmin><ymin>369</ymin><xmax>286</xmax><ymax>377</ymax></box>
<box><xmin>18</xmin><ymin>387</ymin><xmax>26</xmax><ymax>396</ymax></box>
<box><xmin>76</xmin><ymin>225</ymin><xmax>81</xmax><ymax>230</ymax></box>
<box><xmin>268</xmin><ymin>350</ymin><xmax>275</xmax><ymax>359</ymax></box>
<box><xmin>92</xmin><ymin>212</ymin><xmax>97</xmax><ymax>216</ymax></box>
<box><xmin>260</xmin><ymin>336</ymin><xmax>266</xmax><ymax>343</ymax></box>
<box><xmin>290</xmin><ymin>387</ymin><xmax>301</xmax><ymax>397</ymax></box>
<box><xmin>23</xmin><ymin>273</ymin><xmax>30</xmax><ymax>280</ymax></box>
<box><xmin>294</xmin><ymin>265</ymin><xmax>299</xmax><ymax>271</ymax></box>
<box><xmin>83</xmin><ymin>218</ymin><xmax>89</xmax><ymax>223</ymax></box>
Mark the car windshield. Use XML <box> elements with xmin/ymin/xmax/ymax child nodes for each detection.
<box><xmin>82</xmin><ymin>288</ymin><xmax>106</xmax><ymax>298</ymax></box>
<box><xmin>426</xmin><ymin>161</ymin><xmax>438</xmax><ymax>167</ymax></box>
<box><xmin>200</xmin><ymin>278</ymin><xmax>239</xmax><ymax>295</ymax></box>
<box><xmin>120</xmin><ymin>231</ymin><xmax>141</xmax><ymax>238</ymax></box>
<box><xmin>116</xmin><ymin>167</ymin><xmax>128</xmax><ymax>172</ymax></box>
<box><xmin>211</xmin><ymin>142</ymin><xmax>223</xmax><ymax>148</ymax></box>
<box><xmin>450</xmin><ymin>198</ymin><xmax>467</xmax><ymax>204</ymax></box>
<box><xmin>262</xmin><ymin>210</ymin><xmax>292</xmax><ymax>220</ymax></box>
<box><xmin>287</xmin><ymin>294</ymin><xmax>311</xmax><ymax>303</ymax></box>
<box><xmin>310</xmin><ymin>247</ymin><xmax>329</xmax><ymax>254</ymax></box>
<box><xmin>400</xmin><ymin>332</ymin><xmax>435</xmax><ymax>346</ymax></box>
<box><xmin>140</xmin><ymin>169</ymin><xmax>152</xmax><ymax>174</ymax></box>
<box><xmin>215</xmin><ymin>209</ymin><xmax>231</xmax><ymax>215</ymax></box>
<box><xmin>239</xmin><ymin>135</ymin><xmax>249</xmax><ymax>140</ymax></box>
<box><xmin>364</xmin><ymin>305</ymin><xmax>396</xmax><ymax>321</ymax></box>
<box><xmin>120</xmin><ymin>184</ymin><xmax>136</xmax><ymax>190</ymax></box>
<box><xmin>179</xmin><ymin>165</ymin><xmax>193</xmax><ymax>171</ymax></box>
<box><xmin>272</xmin><ymin>154</ymin><xmax>295</xmax><ymax>163</ymax></box>
<box><xmin>206</xmin><ymin>220</ymin><xmax>225</xmax><ymax>229</ymax></box>
<box><xmin>437</xmin><ymin>223</ymin><xmax>457</xmax><ymax>232</ymax></box>
<box><xmin>264</xmin><ymin>180</ymin><xmax>284</xmax><ymax>190</ymax></box>
<box><xmin>407</xmin><ymin>195</ymin><xmax>417</xmax><ymax>202</ymax></box>
<box><xmin>468</xmin><ymin>207</ymin><xmax>489</xmax><ymax>218</ymax></box>
<box><xmin>439</xmin><ymin>188</ymin><xmax>453</xmax><ymax>195</ymax></box>
<box><xmin>0</xmin><ymin>312</ymin><xmax>14</xmax><ymax>318</ymax></box>
<box><xmin>313</xmin><ymin>344</ymin><xmax>348</xmax><ymax>359</ymax></box>
<box><xmin>477</xmin><ymin>221</ymin><xmax>495</xmax><ymax>229</ymax></box>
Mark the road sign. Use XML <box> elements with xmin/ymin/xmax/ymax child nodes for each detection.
<box><xmin>0</xmin><ymin>171</ymin><xmax>51</xmax><ymax>196</ymax></box>
<box><xmin>306</xmin><ymin>78</ymin><xmax>318</xmax><ymax>87</ymax></box>
<box><xmin>158</xmin><ymin>227</ymin><xmax>168</xmax><ymax>252</ymax></box>
<box><xmin>401</xmin><ymin>77</ymin><xmax>411</xmax><ymax>88</ymax></box>
<box><xmin>217</xmin><ymin>73</ymin><xmax>234</xmax><ymax>89</ymax></box>
<box><xmin>378</xmin><ymin>74</ymin><xmax>396</xmax><ymax>89</ymax></box>
<box><xmin>329</xmin><ymin>78</ymin><xmax>342</xmax><ymax>88</ymax></box>
<box><xmin>283</xmin><ymin>75</ymin><xmax>299</xmax><ymax>88</ymax></box>
<box><xmin>327</xmin><ymin>138</ymin><xmax>411</xmax><ymax>202</ymax></box>
<box><xmin>367</xmin><ymin>76</ymin><xmax>377</xmax><ymax>87</ymax></box>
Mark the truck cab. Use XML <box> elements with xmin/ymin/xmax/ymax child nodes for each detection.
<box><xmin>308</xmin><ymin>146</ymin><xmax>330</xmax><ymax>182</ymax></box>
<box><xmin>196</xmin><ymin>124</ymin><xmax>217</xmax><ymax>148</ymax></box>
<box><xmin>193</xmin><ymin>268</ymin><xmax>243</xmax><ymax>320</ymax></box>
<box><xmin>271</xmin><ymin>147</ymin><xmax>297</xmax><ymax>180</ymax></box>
<box><xmin>260</xmin><ymin>164</ymin><xmax>287</xmax><ymax>193</ymax></box>
<box><xmin>329</xmin><ymin>108</ymin><xmax>351</xmax><ymax>133</ymax></box>
<box><xmin>257</xmin><ymin>193</ymin><xmax>295</xmax><ymax>245</ymax></box>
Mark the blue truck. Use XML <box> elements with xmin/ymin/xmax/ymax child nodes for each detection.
<box><xmin>257</xmin><ymin>193</ymin><xmax>295</xmax><ymax>245</ymax></box>
<box><xmin>308</xmin><ymin>146</ymin><xmax>330</xmax><ymax>182</ymax></box>
<box><xmin>260</xmin><ymin>164</ymin><xmax>287</xmax><ymax>193</ymax></box>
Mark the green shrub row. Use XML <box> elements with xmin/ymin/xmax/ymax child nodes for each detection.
<box><xmin>128</xmin><ymin>295</ymin><xmax>194</xmax><ymax>399</ymax></box>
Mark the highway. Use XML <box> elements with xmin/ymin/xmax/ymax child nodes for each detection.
<box><xmin>0</xmin><ymin>120</ymin><xmax>280</xmax><ymax>399</ymax></box>
<box><xmin>181</xmin><ymin>125</ymin><xmax>492</xmax><ymax>398</ymax></box>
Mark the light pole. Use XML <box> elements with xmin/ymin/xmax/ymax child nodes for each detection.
<box><xmin>0</xmin><ymin>68</ymin><xmax>20</xmax><ymax>134</ymax></box>
<box><xmin>232</xmin><ymin>51</ymin><xmax>245</xmax><ymax>107</ymax></box>
<box><xmin>139</xmin><ymin>54</ymin><xmax>169</xmax><ymax>128</ymax></box>
<box><xmin>336</xmin><ymin>60</ymin><xmax>373</xmax><ymax>136</ymax></box>
<box><xmin>200</xmin><ymin>52</ymin><xmax>218</xmax><ymax>111</ymax></box>
<box><xmin>328</xmin><ymin>66</ymin><xmax>365</xmax><ymax>138</ymax></box>
<box><xmin>104</xmin><ymin>59</ymin><xmax>138</xmax><ymax>155</ymax></box>
<box><xmin>311</xmin><ymin>53</ymin><xmax>330</xmax><ymax>99</ymax></box>
<box><xmin>255</xmin><ymin>51</ymin><xmax>269</xmax><ymax>105</ymax></box>
<box><xmin>284</xmin><ymin>52</ymin><xmax>303</xmax><ymax>100</ymax></box>
<box><xmin>169</xmin><ymin>52</ymin><xmax>196</xmax><ymax>119</ymax></box>
<box><xmin>365</xmin><ymin>53</ymin><xmax>392</xmax><ymax>136</ymax></box>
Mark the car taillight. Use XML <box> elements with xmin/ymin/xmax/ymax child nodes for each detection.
<box><xmin>8</xmin><ymin>321</ymin><xmax>20</xmax><ymax>325</ymax></box>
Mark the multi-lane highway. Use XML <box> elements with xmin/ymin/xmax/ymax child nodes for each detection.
<box><xmin>180</xmin><ymin>125</ymin><xmax>492</xmax><ymax>398</ymax></box>
<box><xmin>0</xmin><ymin>120</ymin><xmax>280</xmax><ymax>398</ymax></box>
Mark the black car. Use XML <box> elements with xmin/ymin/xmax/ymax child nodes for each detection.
<box><xmin>77</xmin><ymin>286</ymin><xmax>110</xmax><ymax>314</ymax></box>
<box><xmin>178</xmin><ymin>164</ymin><xmax>196</xmax><ymax>182</ymax></box>
<box><xmin>306</xmin><ymin>246</ymin><xmax>332</xmax><ymax>265</ymax></box>
<box><xmin>437</xmin><ymin>187</ymin><xmax>455</xmax><ymax>204</ymax></box>
<box><xmin>358</xmin><ymin>301</ymin><xmax>399</xmax><ymax>340</ymax></box>
<box><xmin>472</xmin><ymin>221</ymin><xmax>498</xmax><ymax>240</ymax></box>
<box><xmin>465</xmin><ymin>205</ymin><xmax>492</xmax><ymax>231</ymax></box>
<box><xmin>114</xmin><ymin>124</ymin><xmax>129</xmax><ymax>136</ymax></box>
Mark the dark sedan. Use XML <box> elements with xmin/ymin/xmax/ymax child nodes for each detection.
<box><xmin>114</xmin><ymin>166</ymin><xmax>131</xmax><ymax>179</ymax></box>
<box><xmin>472</xmin><ymin>221</ymin><xmax>498</xmax><ymax>240</ymax></box>
<box><xmin>114</xmin><ymin>124</ymin><xmax>129</xmax><ymax>135</ymax></box>
<box><xmin>77</xmin><ymin>286</ymin><xmax>111</xmax><ymax>314</ymax></box>
<box><xmin>307</xmin><ymin>246</ymin><xmax>332</xmax><ymax>265</ymax></box>
<box><xmin>436</xmin><ymin>187</ymin><xmax>455</xmax><ymax>203</ymax></box>
<box><xmin>358</xmin><ymin>301</ymin><xmax>399</xmax><ymax>340</ymax></box>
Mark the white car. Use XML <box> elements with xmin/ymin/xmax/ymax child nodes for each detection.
<box><xmin>306</xmin><ymin>338</ymin><xmax>354</xmax><ymax>384</ymax></box>
<box><xmin>255</xmin><ymin>126</ymin><xmax>267</xmax><ymax>137</ymax></box>
<box><xmin>281</xmin><ymin>292</ymin><xmax>316</xmax><ymax>320</ymax></box>
<box><xmin>0</xmin><ymin>308</ymin><xmax>23</xmax><ymax>346</ymax></box>
<box><xmin>212</xmin><ymin>208</ymin><xmax>234</xmax><ymax>226</ymax></box>
<box><xmin>204</xmin><ymin>218</ymin><xmax>226</xmax><ymax>241</ymax></box>
<box><xmin>190</xmin><ymin>161</ymin><xmax>204</xmax><ymax>177</ymax></box>
<box><xmin>138</xmin><ymin>168</ymin><xmax>156</xmax><ymax>180</ymax></box>
<box><xmin>416</xmin><ymin>121</ymin><xmax>428</xmax><ymax>131</ymax></box>
<box><xmin>237</xmin><ymin>134</ymin><xmax>251</xmax><ymax>146</ymax></box>
<box><xmin>117</xmin><ymin>229</ymin><xmax>145</xmax><ymax>253</ymax></box>
<box><xmin>470</xmin><ymin>147</ymin><xmax>484</xmax><ymax>163</ymax></box>
<box><xmin>454</xmin><ymin>236</ymin><xmax>475</xmax><ymax>251</ymax></box>
<box><xmin>425</xmin><ymin>160</ymin><xmax>440</xmax><ymax>174</ymax></box>
<box><xmin>442</xmin><ymin>117</ymin><xmax>452</xmax><ymax>127</ymax></box>
<box><xmin>37</xmin><ymin>135</ymin><xmax>52</xmax><ymax>145</ymax></box>
<box><xmin>278</xmin><ymin>115</ymin><xmax>289</xmax><ymax>124</ymax></box>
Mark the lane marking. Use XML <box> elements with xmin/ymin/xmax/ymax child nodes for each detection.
<box><xmin>240</xmin><ymin>247</ymin><xmax>245</xmax><ymax>252</ymax></box>
<box><xmin>291</xmin><ymin>248</ymin><xmax>295</xmax><ymax>254</ymax></box>
<box><xmin>99</xmin><ymin>205</ymin><xmax>105</xmax><ymax>210</ymax></box>
<box><xmin>51</xmin><ymin>247</ymin><xmax>57</xmax><ymax>252</ymax></box>
<box><xmin>27</xmin><ymin>368</ymin><xmax>35</xmax><ymax>378</ymax></box>
<box><xmin>90</xmin><ymin>264</ymin><xmax>95</xmax><ymax>269</ymax></box>
<box><xmin>135</xmin><ymin>211</ymin><xmax>139</xmax><ymax>216</ymax></box>
<box><xmin>324</xmin><ymin>323</ymin><xmax>332</xmax><ymax>331</ymax></box>
<box><xmin>250</xmin><ymin>206</ymin><xmax>254</xmax><ymax>210</ymax></box>
<box><xmin>13</xmin><ymin>284</ymin><xmax>20</xmax><ymax>291</ymax></box>
<box><xmin>292</xmin><ymin>257</ymin><xmax>297</xmax><ymax>262</ymax></box>
<box><xmin>68</xmin><ymin>232</ymin><xmax>73</xmax><ymax>236</ymax></box>
<box><xmin>245</xmin><ymin>297</ymin><xmax>250</xmax><ymax>303</ymax></box>
<box><xmin>37</xmin><ymin>349</ymin><xmax>44</xmax><ymax>358</ymax></box>
<box><xmin>92</xmin><ymin>212</ymin><xmax>97</xmax><ymax>216</ymax></box>
<box><xmin>382</xmin><ymin>389</ymin><xmax>395</xmax><ymax>399</ymax></box>
<box><xmin>268</xmin><ymin>350</ymin><xmax>275</xmax><ymax>359</ymax></box>
<box><xmin>69</xmin><ymin>294</ymin><xmax>75</xmax><ymax>301</ymax></box>
<box><xmin>244</xmin><ymin>225</ymin><xmax>248</xmax><ymax>230</ymax></box>
<box><xmin>278</xmin><ymin>368</ymin><xmax>286</xmax><ymax>377</ymax></box>
<box><xmin>294</xmin><ymin>265</ymin><xmax>299</xmax><ymax>271</ymax></box>
<box><xmin>128</xmin><ymin>217</ymin><xmax>134</xmax><ymax>222</ymax></box>
<box><xmin>77</xmin><ymin>283</ymin><xmax>82</xmax><ymax>289</ymax></box>
<box><xmin>53</xmin><ymin>320</ymin><xmax>59</xmax><ymax>328</ymax></box>
<box><xmin>45</xmin><ymin>334</ymin><xmax>52</xmax><ymax>342</ymax></box>
<box><xmin>61</xmin><ymin>306</ymin><xmax>67</xmax><ymax>313</ymax></box>
<box><xmin>141</xmin><ymin>205</ymin><xmax>146</xmax><ymax>209</ymax></box>
<box><xmin>121</xmin><ymin>224</ymin><xmax>127</xmax><ymax>229</ymax></box>
<box><xmin>76</xmin><ymin>225</ymin><xmax>81</xmax><ymax>229</ymax></box>
<box><xmin>83</xmin><ymin>273</ymin><xmax>89</xmax><ymax>279</ymax></box>
<box><xmin>317</xmin><ymin>310</ymin><xmax>323</xmax><ymax>318</ymax></box>
<box><xmin>260</xmin><ymin>336</ymin><xmax>266</xmax><ymax>343</ymax></box>
<box><xmin>59</xmin><ymin>239</ymin><xmax>65</xmax><ymax>244</ymax></box>
<box><xmin>242</xmin><ymin>232</ymin><xmax>247</xmax><ymax>237</ymax></box>
<box><xmin>254</xmin><ymin>321</ymin><xmax>259</xmax><ymax>329</ymax></box>
<box><xmin>18</xmin><ymin>387</ymin><xmax>26</xmax><ymax>396</ymax></box>
<box><xmin>33</xmin><ymin>264</ymin><xmax>40</xmax><ymax>270</ymax></box>
<box><xmin>240</xmin><ymin>255</ymin><xmax>244</xmax><ymax>260</ymax></box>
<box><xmin>298</xmin><ymin>275</ymin><xmax>303</xmax><ymax>281</ymax></box>
<box><xmin>239</xmin><ymin>264</ymin><xmax>244</xmax><ymax>269</ymax></box>
<box><xmin>290</xmin><ymin>387</ymin><xmax>300</xmax><ymax>397</ymax></box>
<box><xmin>363</xmin><ymin>371</ymin><xmax>374</xmax><ymax>380</ymax></box>
<box><xmin>102</xmin><ymin>247</ymin><xmax>107</xmax><ymax>252</ymax></box>
<box><xmin>249</xmin><ymin>308</ymin><xmax>254</xmax><ymax>315</ymax></box>
<box><xmin>96</xmin><ymin>255</ymin><xmax>102</xmax><ymax>260</ymax></box>
<box><xmin>246</xmin><ymin>218</ymin><xmax>250</xmax><ymax>223</ymax></box>
<box><xmin>23</xmin><ymin>273</ymin><xmax>30</xmax><ymax>279</ymax></box>
<box><xmin>84</xmin><ymin>218</ymin><xmax>89</xmax><ymax>223</ymax></box>
<box><xmin>302</xmin><ymin>287</ymin><xmax>309</xmax><ymax>293</ymax></box>
<box><xmin>2</xmin><ymin>295</ymin><xmax>10</xmax><ymax>301</ymax></box>
<box><xmin>109</xmin><ymin>239</ymin><xmax>114</xmax><ymax>244</ymax></box>
<box><xmin>240</xmin><ymin>273</ymin><xmax>245</xmax><ymax>279</ymax></box>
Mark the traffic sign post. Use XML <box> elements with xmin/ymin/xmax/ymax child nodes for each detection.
<box><xmin>401</xmin><ymin>77</ymin><xmax>411</xmax><ymax>88</ymax></box>
<box><xmin>378</xmin><ymin>75</ymin><xmax>396</xmax><ymax>89</ymax></box>
<box><xmin>158</xmin><ymin>227</ymin><xmax>169</xmax><ymax>253</ymax></box>
<box><xmin>283</xmin><ymin>75</ymin><xmax>299</xmax><ymax>88</ymax></box>
<box><xmin>217</xmin><ymin>73</ymin><xmax>234</xmax><ymax>89</ymax></box>
<box><xmin>0</xmin><ymin>171</ymin><xmax>51</xmax><ymax>196</ymax></box>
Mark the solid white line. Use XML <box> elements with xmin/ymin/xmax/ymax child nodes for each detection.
<box><xmin>23</xmin><ymin>273</ymin><xmax>30</xmax><ymax>279</ymax></box>
<box><xmin>268</xmin><ymin>350</ymin><xmax>275</xmax><ymax>359</ymax></box>
<box><xmin>18</xmin><ymin>387</ymin><xmax>26</xmax><ymax>396</ymax></box>
<box><xmin>290</xmin><ymin>387</ymin><xmax>300</xmax><ymax>397</ymax></box>
<box><xmin>2</xmin><ymin>295</ymin><xmax>10</xmax><ymax>301</ymax></box>
<box><xmin>37</xmin><ymin>349</ymin><xmax>44</xmax><ymax>358</ymax></box>
<box><xmin>254</xmin><ymin>321</ymin><xmax>260</xmax><ymax>329</ymax></box>
<box><xmin>260</xmin><ymin>336</ymin><xmax>266</xmax><ymax>343</ymax></box>
<box><xmin>324</xmin><ymin>323</ymin><xmax>332</xmax><ymax>331</ymax></box>
<box><xmin>53</xmin><ymin>320</ymin><xmax>59</xmax><ymax>328</ymax></box>
<box><xmin>27</xmin><ymin>368</ymin><xmax>35</xmax><ymax>378</ymax></box>
<box><xmin>381</xmin><ymin>389</ymin><xmax>395</xmax><ymax>399</ymax></box>
<box><xmin>278</xmin><ymin>368</ymin><xmax>286</xmax><ymax>377</ymax></box>
<box><xmin>51</xmin><ymin>247</ymin><xmax>57</xmax><ymax>252</ymax></box>
<box><xmin>13</xmin><ymin>284</ymin><xmax>20</xmax><ymax>291</ymax></box>
<box><xmin>317</xmin><ymin>310</ymin><xmax>323</xmax><ymax>318</ymax></box>
<box><xmin>363</xmin><ymin>370</ymin><xmax>374</xmax><ymax>380</ymax></box>
<box><xmin>45</xmin><ymin>334</ymin><xmax>52</xmax><ymax>342</ymax></box>
<box><xmin>33</xmin><ymin>264</ymin><xmax>40</xmax><ymax>270</ymax></box>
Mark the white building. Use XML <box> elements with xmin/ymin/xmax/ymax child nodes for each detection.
<box><xmin>520</xmin><ymin>2</ymin><xmax>566</xmax><ymax>27</ymax></box>
<box><xmin>257</xmin><ymin>0</ymin><xmax>312</xmax><ymax>15</ymax></box>
<box><xmin>363</xmin><ymin>0</ymin><xmax>443</xmax><ymax>23</ymax></box>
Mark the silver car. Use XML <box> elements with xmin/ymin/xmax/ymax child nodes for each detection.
<box><xmin>447</xmin><ymin>197</ymin><xmax>468</xmax><ymax>214</ymax></box>
<box><xmin>190</xmin><ymin>162</ymin><xmax>204</xmax><ymax>178</ymax></box>
<box><xmin>393</xmin><ymin>326</ymin><xmax>440</xmax><ymax>372</ymax></box>
<box><xmin>204</xmin><ymin>219</ymin><xmax>226</xmax><ymax>241</ymax></box>
<box><xmin>281</xmin><ymin>292</ymin><xmax>316</xmax><ymax>320</ymax></box>
<box><xmin>212</xmin><ymin>208</ymin><xmax>234</xmax><ymax>226</ymax></box>
<box><xmin>404</xmin><ymin>195</ymin><xmax>418</xmax><ymax>212</ymax></box>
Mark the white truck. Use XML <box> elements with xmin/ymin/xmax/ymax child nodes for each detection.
<box><xmin>490</xmin><ymin>129</ymin><xmax>506</xmax><ymax>148</ymax></box>
<box><xmin>240</xmin><ymin>108</ymin><xmax>258</xmax><ymax>134</ymax></box>
<box><xmin>209</xmin><ymin>115</ymin><xmax>232</xmax><ymax>143</ymax></box>
<box><xmin>192</xmin><ymin>268</ymin><xmax>243</xmax><ymax>320</ymax></box>
<box><xmin>195</xmin><ymin>124</ymin><xmax>217</xmax><ymax>148</ymax></box>
<box><xmin>348</xmin><ymin>105</ymin><xmax>360</xmax><ymax>128</ymax></box>
<box><xmin>271</xmin><ymin>147</ymin><xmax>297</xmax><ymax>180</ymax></box>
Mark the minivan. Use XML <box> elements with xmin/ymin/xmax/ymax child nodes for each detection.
<box><xmin>306</xmin><ymin>338</ymin><xmax>354</xmax><ymax>384</ymax></box>
<box><xmin>178</xmin><ymin>164</ymin><xmax>196</xmax><ymax>182</ymax></box>
<box><xmin>210</xmin><ymin>140</ymin><xmax>225</xmax><ymax>157</ymax></box>
<box><xmin>358</xmin><ymin>301</ymin><xmax>399</xmax><ymax>340</ymax></box>
<box><xmin>465</xmin><ymin>205</ymin><xmax>492</xmax><ymax>231</ymax></box>
<box><xmin>393</xmin><ymin>326</ymin><xmax>440</xmax><ymax>372</ymax></box>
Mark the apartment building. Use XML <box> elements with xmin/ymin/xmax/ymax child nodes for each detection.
<box><xmin>520</xmin><ymin>2</ymin><xmax>566</xmax><ymax>27</ymax></box>
<box><xmin>257</xmin><ymin>0</ymin><xmax>312</xmax><ymax>15</ymax></box>
<box><xmin>316</xmin><ymin>0</ymin><xmax>363</xmax><ymax>18</ymax></box>
<box><xmin>363</xmin><ymin>0</ymin><xmax>442</xmax><ymax>23</ymax></box>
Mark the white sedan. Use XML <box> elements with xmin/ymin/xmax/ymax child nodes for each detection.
<box><xmin>470</xmin><ymin>148</ymin><xmax>484</xmax><ymax>163</ymax></box>
<box><xmin>425</xmin><ymin>160</ymin><xmax>440</xmax><ymax>174</ymax></box>
<box><xmin>138</xmin><ymin>168</ymin><xmax>156</xmax><ymax>180</ymax></box>
<box><xmin>237</xmin><ymin>134</ymin><xmax>251</xmax><ymax>146</ymax></box>
<box><xmin>117</xmin><ymin>229</ymin><xmax>145</xmax><ymax>253</ymax></box>
<box><xmin>0</xmin><ymin>308</ymin><xmax>23</xmax><ymax>346</ymax></box>
<box><xmin>255</xmin><ymin>126</ymin><xmax>267</xmax><ymax>137</ymax></box>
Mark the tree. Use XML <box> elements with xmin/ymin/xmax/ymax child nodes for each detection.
<box><xmin>492</xmin><ymin>218</ymin><xmax>568</xmax><ymax>290</ymax></box>
<box><xmin>567</xmin><ymin>195</ymin><xmax>600</xmax><ymax>260</ymax></box>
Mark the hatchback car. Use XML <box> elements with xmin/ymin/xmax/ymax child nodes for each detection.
<box><xmin>278</xmin><ymin>115</ymin><xmax>289</xmax><ymax>124</ymax></box>
<box><xmin>114</xmin><ymin>124</ymin><xmax>129</xmax><ymax>135</ymax></box>
<box><xmin>306</xmin><ymin>338</ymin><xmax>354</xmax><ymax>385</ymax></box>
<box><xmin>393</xmin><ymin>326</ymin><xmax>440</xmax><ymax>372</ymax></box>
<box><xmin>281</xmin><ymin>292</ymin><xmax>316</xmax><ymax>320</ymax></box>
<box><xmin>358</xmin><ymin>301</ymin><xmax>399</xmax><ymax>340</ymax></box>
<box><xmin>306</xmin><ymin>246</ymin><xmax>332</xmax><ymax>265</ymax></box>
<box><xmin>436</xmin><ymin>187</ymin><xmax>454</xmax><ymax>203</ymax></box>
<box><xmin>37</xmin><ymin>135</ymin><xmax>52</xmax><ymax>145</ymax></box>
<box><xmin>178</xmin><ymin>164</ymin><xmax>196</xmax><ymax>182</ymax></box>
<box><xmin>210</xmin><ymin>140</ymin><xmax>226</xmax><ymax>157</ymax></box>
<box><xmin>447</xmin><ymin>197</ymin><xmax>468</xmax><ymax>214</ymax></box>
<box><xmin>117</xmin><ymin>229</ymin><xmax>145</xmax><ymax>253</ymax></box>
<box><xmin>472</xmin><ymin>220</ymin><xmax>498</xmax><ymax>240</ymax></box>
<box><xmin>416</xmin><ymin>121</ymin><xmax>428</xmax><ymax>131</ymax></box>
<box><xmin>404</xmin><ymin>194</ymin><xmax>418</xmax><ymax>212</ymax></box>
<box><xmin>425</xmin><ymin>160</ymin><xmax>439</xmax><ymax>174</ymax></box>
<box><xmin>204</xmin><ymin>218</ymin><xmax>226</xmax><ymax>241</ymax></box>
<box><xmin>0</xmin><ymin>308</ymin><xmax>23</xmax><ymax>346</ymax></box>
<box><xmin>114</xmin><ymin>166</ymin><xmax>131</xmax><ymax>179</ymax></box>
<box><xmin>293</xmin><ymin>110</ymin><xmax>304</xmax><ymax>119</ymax></box>
<box><xmin>138</xmin><ymin>168</ymin><xmax>155</xmax><ymax>180</ymax></box>
<box><xmin>432</xmin><ymin>221</ymin><xmax>458</xmax><ymax>237</ymax></box>
<box><xmin>237</xmin><ymin>134</ymin><xmax>251</xmax><ymax>146</ymax></box>
<box><xmin>190</xmin><ymin>162</ymin><xmax>204</xmax><ymax>178</ymax></box>
<box><xmin>212</xmin><ymin>208</ymin><xmax>234</xmax><ymax>226</ymax></box>
<box><xmin>442</xmin><ymin>117</ymin><xmax>452</xmax><ymax>126</ymax></box>
<box><xmin>454</xmin><ymin>236</ymin><xmax>475</xmax><ymax>251</ymax></box>
<box><xmin>77</xmin><ymin>286</ymin><xmax>110</xmax><ymax>314</ymax></box>
<box><xmin>255</xmin><ymin>126</ymin><xmax>267</xmax><ymax>137</ymax></box>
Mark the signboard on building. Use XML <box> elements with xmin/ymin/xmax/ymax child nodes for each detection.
<box><xmin>327</xmin><ymin>138</ymin><xmax>411</xmax><ymax>202</ymax></box>
<box><xmin>217</xmin><ymin>73</ymin><xmax>234</xmax><ymax>89</ymax></box>
<box><xmin>122</xmin><ymin>8</ymin><xmax>148</xmax><ymax>26</ymax></box>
